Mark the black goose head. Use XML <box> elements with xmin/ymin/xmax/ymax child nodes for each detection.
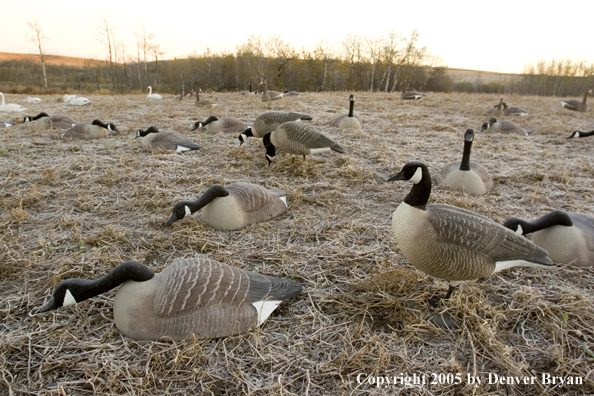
<box><xmin>164</xmin><ymin>185</ymin><xmax>230</xmax><ymax>226</ymax></box>
<box><xmin>136</xmin><ymin>126</ymin><xmax>159</xmax><ymax>138</ymax></box>
<box><xmin>192</xmin><ymin>115</ymin><xmax>218</xmax><ymax>131</ymax></box>
<box><xmin>488</xmin><ymin>117</ymin><xmax>497</xmax><ymax>126</ymax></box>
<box><xmin>388</xmin><ymin>161</ymin><xmax>432</xmax><ymax>208</ymax></box>
<box><xmin>349</xmin><ymin>94</ymin><xmax>355</xmax><ymax>102</ymax></box>
<box><xmin>165</xmin><ymin>201</ymin><xmax>191</xmax><ymax>226</ymax></box>
<box><xmin>92</xmin><ymin>119</ymin><xmax>119</xmax><ymax>133</ymax></box>
<box><xmin>238</xmin><ymin>127</ymin><xmax>254</xmax><ymax>145</ymax></box>
<box><xmin>262</xmin><ymin>131</ymin><xmax>276</xmax><ymax>166</ymax></box>
<box><xmin>23</xmin><ymin>112</ymin><xmax>49</xmax><ymax>123</ymax></box>
<box><xmin>480</xmin><ymin>122</ymin><xmax>489</xmax><ymax>132</ymax></box>
<box><xmin>503</xmin><ymin>211</ymin><xmax>574</xmax><ymax>235</ymax></box>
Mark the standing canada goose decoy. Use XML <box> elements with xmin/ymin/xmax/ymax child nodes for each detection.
<box><xmin>502</xmin><ymin>102</ymin><xmax>529</xmax><ymax>116</ymax></box>
<box><xmin>24</xmin><ymin>96</ymin><xmax>42</xmax><ymax>104</ymax></box>
<box><xmin>0</xmin><ymin>120</ymin><xmax>16</xmax><ymax>128</ymax></box>
<box><xmin>136</xmin><ymin>126</ymin><xmax>201</xmax><ymax>153</ymax></box>
<box><xmin>238</xmin><ymin>111</ymin><xmax>313</xmax><ymax>144</ymax></box>
<box><xmin>400</xmin><ymin>82</ymin><xmax>425</xmax><ymax>100</ymax></box>
<box><xmin>0</xmin><ymin>92</ymin><xmax>27</xmax><ymax>112</ymax></box>
<box><xmin>484</xmin><ymin>97</ymin><xmax>504</xmax><ymax>116</ymax></box>
<box><xmin>332</xmin><ymin>94</ymin><xmax>362</xmax><ymax>130</ymax></box>
<box><xmin>165</xmin><ymin>182</ymin><xmax>287</xmax><ymax>229</ymax></box>
<box><xmin>147</xmin><ymin>86</ymin><xmax>163</xmax><ymax>100</ymax></box>
<box><xmin>560</xmin><ymin>90</ymin><xmax>593</xmax><ymax>112</ymax></box>
<box><xmin>23</xmin><ymin>112</ymin><xmax>79</xmax><ymax>129</ymax></box>
<box><xmin>388</xmin><ymin>161</ymin><xmax>553</xmax><ymax>299</ymax></box>
<box><xmin>260</xmin><ymin>80</ymin><xmax>284</xmax><ymax>102</ymax></box>
<box><xmin>192</xmin><ymin>116</ymin><xmax>247</xmax><ymax>134</ymax></box>
<box><xmin>481</xmin><ymin>117</ymin><xmax>532</xmax><ymax>136</ymax></box>
<box><xmin>194</xmin><ymin>88</ymin><xmax>216</xmax><ymax>106</ymax></box>
<box><xmin>62</xmin><ymin>119</ymin><xmax>118</xmax><ymax>139</ymax></box>
<box><xmin>37</xmin><ymin>257</ymin><xmax>302</xmax><ymax>341</ymax></box>
<box><xmin>69</xmin><ymin>97</ymin><xmax>91</xmax><ymax>106</ymax></box>
<box><xmin>504</xmin><ymin>211</ymin><xmax>594</xmax><ymax>268</ymax></box>
<box><xmin>567</xmin><ymin>129</ymin><xmax>594</xmax><ymax>138</ymax></box>
<box><xmin>434</xmin><ymin>129</ymin><xmax>493</xmax><ymax>195</ymax></box>
<box><xmin>262</xmin><ymin>121</ymin><xmax>345</xmax><ymax>166</ymax></box>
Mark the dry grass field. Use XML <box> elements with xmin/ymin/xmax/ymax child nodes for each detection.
<box><xmin>1</xmin><ymin>91</ymin><xmax>593</xmax><ymax>395</ymax></box>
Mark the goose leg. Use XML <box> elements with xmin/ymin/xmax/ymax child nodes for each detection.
<box><xmin>444</xmin><ymin>284</ymin><xmax>457</xmax><ymax>300</ymax></box>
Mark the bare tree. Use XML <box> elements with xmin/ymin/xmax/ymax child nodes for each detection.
<box><xmin>313</xmin><ymin>39</ymin><xmax>335</xmax><ymax>90</ymax></box>
<box><xmin>96</xmin><ymin>16</ymin><xmax>116</xmax><ymax>84</ymax></box>
<box><xmin>366</xmin><ymin>35</ymin><xmax>384</xmax><ymax>91</ymax></box>
<box><xmin>26</xmin><ymin>18</ymin><xmax>49</xmax><ymax>88</ymax></box>
<box><xmin>379</xmin><ymin>30</ymin><xmax>401</xmax><ymax>92</ymax></box>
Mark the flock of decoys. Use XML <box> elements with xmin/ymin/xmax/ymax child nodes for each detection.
<box><xmin>2</xmin><ymin>82</ymin><xmax>593</xmax><ymax>339</ymax></box>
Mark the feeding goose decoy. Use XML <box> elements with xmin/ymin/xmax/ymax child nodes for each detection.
<box><xmin>388</xmin><ymin>161</ymin><xmax>553</xmax><ymax>299</ymax></box>
<box><xmin>332</xmin><ymin>94</ymin><xmax>362</xmax><ymax>129</ymax></box>
<box><xmin>165</xmin><ymin>182</ymin><xmax>287</xmax><ymax>229</ymax></box>
<box><xmin>37</xmin><ymin>257</ymin><xmax>302</xmax><ymax>341</ymax></box>
<box><xmin>502</xmin><ymin>102</ymin><xmax>529</xmax><ymax>116</ymax></box>
<box><xmin>400</xmin><ymin>82</ymin><xmax>425</xmax><ymax>100</ymax></box>
<box><xmin>136</xmin><ymin>126</ymin><xmax>201</xmax><ymax>153</ymax></box>
<box><xmin>0</xmin><ymin>120</ymin><xmax>16</xmax><ymax>128</ymax></box>
<box><xmin>62</xmin><ymin>119</ymin><xmax>118</xmax><ymax>139</ymax></box>
<box><xmin>260</xmin><ymin>80</ymin><xmax>284</xmax><ymax>102</ymax></box>
<box><xmin>192</xmin><ymin>116</ymin><xmax>247</xmax><ymax>134</ymax></box>
<box><xmin>567</xmin><ymin>129</ymin><xmax>594</xmax><ymax>138</ymax></box>
<box><xmin>560</xmin><ymin>90</ymin><xmax>593</xmax><ymax>112</ymax></box>
<box><xmin>69</xmin><ymin>97</ymin><xmax>91</xmax><ymax>106</ymax></box>
<box><xmin>262</xmin><ymin>121</ymin><xmax>345</xmax><ymax>166</ymax></box>
<box><xmin>481</xmin><ymin>117</ymin><xmax>532</xmax><ymax>136</ymax></box>
<box><xmin>0</xmin><ymin>92</ymin><xmax>27</xmax><ymax>112</ymax></box>
<box><xmin>238</xmin><ymin>111</ymin><xmax>313</xmax><ymax>144</ymax></box>
<box><xmin>194</xmin><ymin>88</ymin><xmax>216</xmax><ymax>106</ymax></box>
<box><xmin>504</xmin><ymin>211</ymin><xmax>594</xmax><ymax>268</ymax></box>
<box><xmin>23</xmin><ymin>112</ymin><xmax>79</xmax><ymax>129</ymax></box>
<box><xmin>484</xmin><ymin>97</ymin><xmax>504</xmax><ymax>116</ymax></box>
<box><xmin>434</xmin><ymin>129</ymin><xmax>493</xmax><ymax>195</ymax></box>
<box><xmin>146</xmin><ymin>86</ymin><xmax>163</xmax><ymax>99</ymax></box>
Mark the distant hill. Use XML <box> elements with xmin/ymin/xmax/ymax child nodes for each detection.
<box><xmin>445</xmin><ymin>67</ymin><xmax>523</xmax><ymax>85</ymax></box>
<box><xmin>0</xmin><ymin>52</ymin><xmax>108</xmax><ymax>67</ymax></box>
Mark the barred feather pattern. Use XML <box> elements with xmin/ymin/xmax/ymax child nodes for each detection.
<box><xmin>272</xmin><ymin>122</ymin><xmax>344</xmax><ymax>155</ymax></box>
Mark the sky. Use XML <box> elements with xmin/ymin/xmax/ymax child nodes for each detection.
<box><xmin>1</xmin><ymin>0</ymin><xmax>593</xmax><ymax>75</ymax></box>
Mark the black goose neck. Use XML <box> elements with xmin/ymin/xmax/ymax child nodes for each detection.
<box><xmin>531</xmin><ymin>211</ymin><xmax>574</xmax><ymax>230</ymax></box>
<box><xmin>460</xmin><ymin>139</ymin><xmax>472</xmax><ymax>171</ymax></box>
<box><xmin>403</xmin><ymin>167</ymin><xmax>431</xmax><ymax>209</ymax></box>
<box><xmin>348</xmin><ymin>100</ymin><xmax>355</xmax><ymax>117</ymax></box>
<box><xmin>187</xmin><ymin>185</ymin><xmax>230</xmax><ymax>213</ymax></box>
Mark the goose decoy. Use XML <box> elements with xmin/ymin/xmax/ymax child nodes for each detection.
<box><xmin>434</xmin><ymin>129</ymin><xmax>493</xmax><ymax>195</ymax></box>
<box><xmin>0</xmin><ymin>120</ymin><xmax>16</xmax><ymax>128</ymax></box>
<box><xmin>58</xmin><ymin>94</ymin><xmax>77</xmax><ymax>103</ymax></box>
<box><xmin>400</xmin><ymin>82</ymin><xmax>425</xmax><ymax>100</ymax></box>
<box><xmin>332</xmin><ymin>94</ymin><xmax>362</xmax><ymax>129</ymax></box>
<box><xmin>165</xmin><ymin>182</ymin><xmax>287</xmax><ymax>229</ymax></box>
<box><xmin>69</xmin><ymin>97</ymin><xmax>91</xmax><ymax>106</ymax></box>
<box><xmin>388</xmin><ymin>161</ymin><xmax>553</xmax><ymax>299</ymax></box>
<box><xmin>238</xmin><ymin>111</ymin><xmax>313</xmax><ymax>144</ymax></box>
<box><xmin>136</xmin><ymin>126</ymin><xmax>201</xmax><ymax>153</ymax></box>
<box><xmin>481</xmin><ymin>117</ymin><xmax>532</xmax><ymax>136</ymax></box>
<box><xmin>23</xmin><ymin>112</ymin><xmax>79</xmax><ymax>129</ymax></box>
<box><xmin>62</xmin><ymin>119</ymin><xmax>118</xmax><ymax>139</ymax></box>
<box><xmin>504</xmin><ymin>211</ymin><xmax>594</xmax><ymax>268</ymax></box>
<box><xmin>484</xmin><ymin>97</ymin><xmax>504</xmax><ymax>116</ymax></box>
<box><xmin>560</xmin><ymin>90</ymin><xmax>593</xmax><ymax>112</ymax></box>
<box><xmin>262</xmin><ymin>121</ymin><xmax>345</xmax><ymax>166</ymax></box>
<box><xmin>147</xmin><ymin>86</ymin><xmax>163</xmax><ymax>100</ymax></box>
<box><xmin>37</xmin><ymin>257</ymin><xmax>302</xmax><ymax>341</ymax></box>
<box><xmin>192</xmin><ymin>116</ymin><xmax>247</xmax><ymax>134</ymax></box>
<box><xmin>24</xmin><ymin>96</ymin><xmax>42</xmax><ymax>104</ymax></box>
<box><xmin>259</xmin><ymin>80</ymin><xmax>284</xmax><ymax>102</ymax></box>
<box><xmin>0</xmin><ymin>92</ymin><xmax>27</xmax><ymax>112</ymax></box>
<box><xmin>283</xmin><ymin>91</ymin><xmax>302</xmax><ymax>97</ymax></box>
<box><xmin>567</xmin><ymin>129</ymin><xmax>594</xmax><ymax>138</ymax></box>
<box><xmin>194</xmin><ymin>88</ymin><xmax>216</xmax><ymax>106</ymax></box>
<box><xmin>240</xmin><ymin>82</ymin><xmax>255</xmax><ymax>95</ymax></box>
<box><xmin>502</xmin><ymin>102</ymin><xmax>529</xmax><ymax>116</ymax></box>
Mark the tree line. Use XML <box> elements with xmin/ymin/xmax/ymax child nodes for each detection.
<box><xmin>2</xmin><ymin>21</ymin><xmax>593</xmax><ymax>97</ymax></box>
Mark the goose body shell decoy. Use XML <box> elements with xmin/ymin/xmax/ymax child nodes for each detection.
<box><xmin>165</xmin><ymin>182</ymin><xmax>287</xmax><ymax>229</ymax></box>
<box><xmin>567</xmin><ymin>129</ymin><xmax>594</xmax><ymax>138</ymax></box>
<box><xmin>262</xmin><ymin>121</ymin><xmax>345</xmax><ymax>165</ymax></box>
<box><xmin>260</xmin><ymin>80</ymin><xmax>284</xmax><ymax>102</ymax></box>
<box><xmin>283</xmin><ymin>91</ymin><xmax>302</xmax><ymax>97</ymax></box>
<box><xmin>23</xmin><ymin>112</ymin><xmax>79</xmax><ymax>129</ymax></box>
<box><xmin>69</xmin><ymin>97</ymin><xmax>91</xmax><ymax>106</ymax></box>
<box><xmin>400</xmin><ymin>82</ymin><xmax>425</xmax><ymax>100</ymax></box>
<box><xmin>62</xmin><ymin>119</ymin><xmax>118</xmax><ymax>139</ymax></box>
<box><xmin>388</xmin><ymin>161</ymin><xmax>553</xmax><ymax>298</ymax></box>
<box><xmin>146</xmin><ymin>86</ymin><xmax>163</xmax><ymax>99</ymax></box>
<box><xmin>192</xmin><ymin>116</ymin><xmax>247</xmax><ymax>134</ymax></box>
<box><xmin>38</xmin><ymin>258</ymin><xmax>302</xmax><ymax>341</ymax></box>
<box><xmin>434</xmin><ymin>129</ymin><xmax>493</xmax><ymax>195</ymax></box>
<box><xmin>560</xmin><ymin>90</ymin><xmax>593</xmax><ymax>112</ymax></box>
<box><xmin>0</xmin><ymin>120</ymin><xmax>16</xmax><ymax>128</ymax></box>
<box><xmin>504</xmin><ymin>211</ymin><xmax>594</xmax><ymax>268</ymax></box>
<box><xmin>0</xmin><ymin>92</ymin><xmax>27</xmax><ymax>112</ymax></box>
<box><xmin>194</xmin><ymin>89</ymin><xmax>215</xmax><ymax>106</ymax></box>
<box><xmin>484</xmin><ymin>97</ymin><xmax>504</xmax><ymax>116</ymax></box>
<box><xmin>481</xmin><ymin>117</ymin><xmax>532</xmax><ymax>136</ymax></box>
<box><xmin>238</xmin><ymin>111</ymin><xmax>313</xmax><ymax>144</ymax></box>
<box><xmin>333</xmin><ymin>94</ymin><xmax>362</xmax><ymax>129</ymax></box>
<box><xmin>136</xmin><ymin>126</ymin><xmax>201</xmax><ymax>153</ymax></box>
<box><xmin>502</xmin><ymin>102</ymin><xmax>529</xmax><ymax>116</ymax></box>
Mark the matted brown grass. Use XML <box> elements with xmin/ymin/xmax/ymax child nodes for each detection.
<box><xmin>1</xmin><ymin>91</ymin><xmax>593</xmax><ymax>395</ymax></box>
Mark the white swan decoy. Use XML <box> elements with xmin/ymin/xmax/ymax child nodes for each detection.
<box><xmin>0</xmin><ymin>93</ymin><xmax>27</xmax><ymax>112</ymax></box>
<box><xmin>24</xmin><ymin>96</ymin><xmax>42</xmax><ymax>104</ymax></box>
<box><xmin>69</xmin><ymin>97</ymin><xmax>91</xmax><ymax>106</ymax></box>
<box><xmin>147</xmin><ymin>86</ymin><xmax>163</xmax><ymax>99</ymax></box>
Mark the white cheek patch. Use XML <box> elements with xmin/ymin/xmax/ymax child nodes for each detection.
<box><xmin>184</xmin><ymin>206</ymin><xmax>191</xmax><ymax>218</ymax></box>
<box><xmin>107</xmin><ymin>124</ymin><xmax>112</xmax><ymax>131</ymax></box>
<box><xmin>252</xmin><ymin>300</ymin><xmax>282</xmax><ymax>326</ymax></box>
<box><xmin>410</xmin><ymin>167</ymin><xmax>423</xmax><ymax>184</ymax></box>
<box><xmin>515</xmin><ymin>225</ymin><xmax>524</xmax><ymax>235</ymax></box>
<box><xmin>279</xmin><ymin>196</ymin><xmax>287</xmax><ymax>207</ymax></box>
<box><xmin>309</xmin><ymin>148</ymin><xmax>331</xmax><ymax>155</ymax></box>
<box><xmin>63</xmin><ymin>289</ymin><xmax>77</xmax><ymax>307</ymax></box>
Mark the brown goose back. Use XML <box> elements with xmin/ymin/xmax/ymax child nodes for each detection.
<box><xmin>252</xmin><ymin>111</ymin><xmax>312</xmax><ymax>137</ymax></box>
<box><xmin>271</xmin><ymin>122</ymin><xmax>345</xmax><ymax>156</ymax></box>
